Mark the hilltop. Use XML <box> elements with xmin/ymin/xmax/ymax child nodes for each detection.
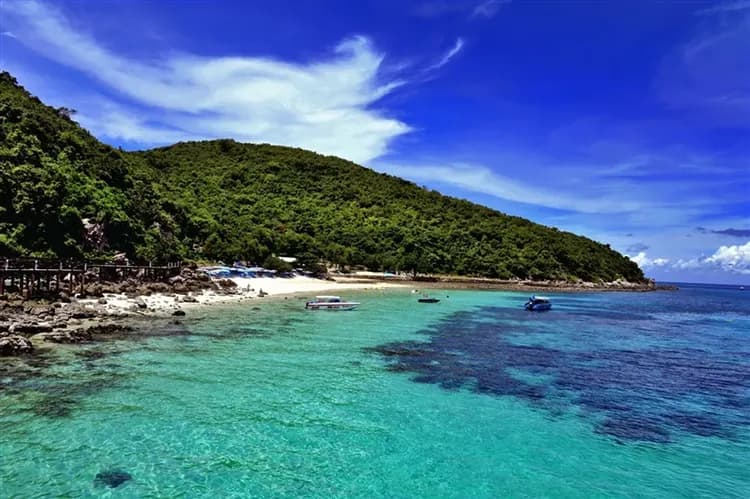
<box><xmin>0</xmin><ymin>72</ymin><xmax>644</xmax><ymax>283</ymax></box>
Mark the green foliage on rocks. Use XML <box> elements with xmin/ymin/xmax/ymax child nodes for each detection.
<box><xmin>0</xmin><ymin>72</ymin><xmax>644</xmax><ymax>282</ymax></box>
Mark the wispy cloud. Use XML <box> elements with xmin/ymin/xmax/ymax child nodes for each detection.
<box><xmin>697</xmin><ymin>227</ymin><xmax>750</xmax><ymax>238</ymax></box>
<box><xmin>375</xmin><ymin>161</ymin><xmax>649</xmax><ymax>214</ymax></box>
<box><xmin>413</xmin><ymin>0</ymin><xmax>508</xmax><ymax>19</ymax></box>
<box><xmin>1</xmin><ymin>0</ymin><xmax>414</xmax><ymax>163</ymax></box>
<box><xmin>412</xmin><ymin>1</ymin><xmax>465</xmax><ymax>18</ymax></box>
<box><xmin>427</xmin><ymin>38</ymin><xmax>465</xmax><ymax>71</ymax></box>
<box><xmin>471</xmin><ymin>0</ymin><xmax>510</xmax><ymax>19</ymax></box>
<box><xmin>696</xmin><ymin>0</ymin><xmax>750</xmax><ymax>15</ymax></box>
<box><xmin>626</xmin><ymin>243</ymin><xmax>649</xmax><ymax>253</ymax></box>
<box><xmin>375</xmin><ymin>144</ymin><xmax>746</xmax><ymax>219</ymax></box>
<box><xmin>656</xmin><ymin>7</ymin><xmax>750</xmax><ymax>124</ymax></box>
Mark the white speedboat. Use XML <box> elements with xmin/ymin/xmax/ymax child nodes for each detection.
<box><xmin>524</xmin><ymin>296</ymin><xmax>552</xmax><ymax>311</ymax></box>
<box><xmin>305</xmin><ymin>295</ymin><xmax>360</xmax><ymax>310</ymax></box>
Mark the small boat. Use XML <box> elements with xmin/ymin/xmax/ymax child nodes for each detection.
<box><xmin>418</xmin><ymin>297</ymin><xmax>440</xmax><ymax>303</ymax></box>
<box><xmin>524</xmin><ymin>296</ymin><xmax>551</xmax><ymax>311</ymax></box>
<box><xmin>305</xmin><ymin>295</ymin><xmax>360</xmax><ymax>310</ymax></box>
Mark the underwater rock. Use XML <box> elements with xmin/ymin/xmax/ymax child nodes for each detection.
<box><xmin>36</xmin><ymin>329</ymin><xmax>93</xmax><ymax>344</ymax></box>
<box><xmin>86</xmin><ymin>323</ymin><xmax>133</xmax><ymax>336</ymax></box>
<box><xmin>93</xmin><ymin>469</ymin><xmax>132</xmax><ymax>488</ymax></box>
<box><xmin>172</xmin><ymin>309</ymin><xmax>186</xmax><ymax>316</ymax></box>
<box><xmin>370</xmin><ymin>304</ymin><xmax>750</xmax><ymax>444</ymax></box>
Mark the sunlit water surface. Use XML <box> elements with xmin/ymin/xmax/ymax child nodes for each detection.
<box><xmin>1</xmin><ymin>284</ymin><xmax>749</xmax><ymax>497</ymax></box>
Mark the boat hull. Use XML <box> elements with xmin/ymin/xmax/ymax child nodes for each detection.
<box><xmin>418</xmin><ymin>298</ymin><xmax>440</xmax><ymax>303</ymax></box>
<box><xmin>525</xmin><ymin>303</ymin><xmax>552</xmax><ymax>311</ymax></box>
<box><xmin>305</xmin><ymin>303</ymin><xmax>359</xmax><ymax>311</ymax></box>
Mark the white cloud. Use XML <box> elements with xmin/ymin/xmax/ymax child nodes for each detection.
<box><xmin>673</xmin><ymin>258</ymin><xmax>703</xmax><ymax>270</ymax></box>
<box><xmin>666</xmin><ymin>241</ymin><xmax>750</xmax><ymax>275</ymax></box>
<box><xmin>706</xmin><ymin>240</ymin><xmax>750</xmax><ymax>273</ymax></box>
<box><xmin>1</xmin><ymin>0</ymin><xmax>415</xmax><ymax>163</ymax></box>
<box><xmin>628</xmin><ymin>252</ymin><xmax>670</xmax><ymax>269</ymax></box>
<box><xmin>427</xmin><ymin>38</ymin><xmax>465</xmax><ymax>71</ymax></box>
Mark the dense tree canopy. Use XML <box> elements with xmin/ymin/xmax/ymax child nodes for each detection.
<box><xmin>0</xmin><ymin>72</ymin><xmax>644</xmax><ymax>282</ymax></box>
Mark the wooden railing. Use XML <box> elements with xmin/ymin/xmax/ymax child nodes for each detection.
<box><xmin>0</xmin><ymin>258</ymin><xmax>183</xmax><ymax>297</ymax></box>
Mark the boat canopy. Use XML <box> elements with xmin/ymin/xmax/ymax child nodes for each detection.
<box><xmin>530</xmin><ymin>296</ymin><xmax>551</xmax><ymax>302</ymax></box>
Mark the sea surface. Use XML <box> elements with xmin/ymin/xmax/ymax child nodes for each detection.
<box><xmin>1</xmin><ymin>284</ymin><xmax>749</xmax><ymax>497</ymax></box>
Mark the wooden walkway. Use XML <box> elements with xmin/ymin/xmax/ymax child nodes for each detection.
<box><xmin>0</xmin><ymin>258</ymin><xmax>182</xmax><ymax>297</ymax></box>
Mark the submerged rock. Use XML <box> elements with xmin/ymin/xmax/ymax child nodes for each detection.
<box><xmin>94</xmin><ymin>469</ymin><xmax>132</xmax><ymax>488</ymax></box>
<box><xmin>35</xmin><ymin>329</ymin><xmax>93</xmax><ymax>344</ymax></box>
<box><xmin>86</xmin><ymin>323</ymin><xmax>133</xmax><ymax>336</ymax></box>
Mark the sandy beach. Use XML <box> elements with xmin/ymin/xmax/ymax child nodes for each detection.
<box><xmin>76</xmin><ymin>275</ymin><xmax>407</xmax><ymax>316</ymax></box>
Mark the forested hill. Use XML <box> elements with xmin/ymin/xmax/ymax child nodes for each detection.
<box><xmin>0</xmin><ymin>72</ymin><xmax>645</xmax><ymax>282</ymax></box>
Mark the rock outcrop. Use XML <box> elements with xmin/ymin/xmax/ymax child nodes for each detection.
<box><xmin>0</xmin><ymin>334</ymin><xmax>34</xmax><ymax>355</ymax></box>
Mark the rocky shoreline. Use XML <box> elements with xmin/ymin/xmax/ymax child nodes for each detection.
<box><xmin>1</xmin><ymin>269</ymin><xmax>675</xmax><ymax>358</ymax></box>
<box><xmin>336</xmin><ymin>274</ymin><xmax>676</xmax><ymax>293</ymax></box>
<box><xmin>0</xmin><ymin>267</ymin><xmax>242</xmax><ymax>357</ymax></box>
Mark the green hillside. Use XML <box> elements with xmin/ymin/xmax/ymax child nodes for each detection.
<box><xmin>0</xmin><ymin>72</ymin><xmax>644</xmax><ymax>282</ymax></box>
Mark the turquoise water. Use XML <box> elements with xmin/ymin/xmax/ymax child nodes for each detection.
<box><xmin>1</xmin><ymin>286</ymin><xmax>749</xmax><ymax>497</ymax></box>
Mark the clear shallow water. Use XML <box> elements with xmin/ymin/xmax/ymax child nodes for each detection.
<box><xmin>1</xmin><ymin>286</ymin><xmax>749</xmax><ymax>497</ymax></box>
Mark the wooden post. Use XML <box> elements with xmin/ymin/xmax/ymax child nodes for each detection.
<box><xmin>57</xmin><ymin>261</ymin><xmax>62</xmax><ymax>291</ymax></box>
<box><xmin>31</xmin><ymin>259</ymin><xmax>37</xmax><ymax>298</ymax></box>
<box><xmin>81</xmin><ymin>263</ymin><xmax>87</xmax><ymax>293</ymax></box>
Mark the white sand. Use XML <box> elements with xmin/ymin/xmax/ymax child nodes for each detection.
<box><xmin>76</xmin><ymin>276</ymin><xmax>405</xmax><ymax>316</ymax></box>
<box><xmin>227</xmin><ymin>276</ymin><xmax>403</xmax><ymax>296</ymax></box>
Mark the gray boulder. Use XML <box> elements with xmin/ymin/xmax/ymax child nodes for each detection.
<box><xmin>0</xmin><ymin>334</ymin><xmax>34</xmax><ymax>355</ymax></box>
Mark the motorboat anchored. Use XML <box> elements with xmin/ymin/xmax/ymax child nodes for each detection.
<box><xmin>524</xmin><ymin>296</ymin><xmax>552</xmax><ymax>311</ymax></box>
<box><xmin>417</xmin><ymin>294</ymin><xmax>440</xmax><ymax>303</ymax></box>
<box><xmin>305</xmin><ymin>295</ymin><xmax>360</xmax><ymax>311</ymax></box>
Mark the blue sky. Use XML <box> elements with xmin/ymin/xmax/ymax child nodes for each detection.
<box><xmin>1</xmin><ymin>0</ymin><xmax>748</xmax><ymax>284</ymax></box>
